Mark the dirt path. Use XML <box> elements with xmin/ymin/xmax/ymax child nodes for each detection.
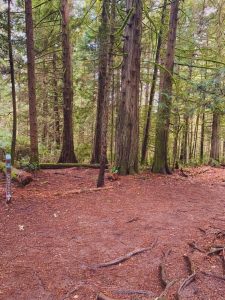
<box><xmin>0</xmin><ymin>167</ymin><xmax>225</xmax><ymax>300</ymax></box>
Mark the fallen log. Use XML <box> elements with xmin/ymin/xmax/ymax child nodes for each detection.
<box><xmin>39</xmin><ymin>163</ymin><xmax>108</xmax><ymax>170</ymax></box>
<box><xmin>54</xmin><ymin>186</ymin><xmax>113</xmax><ymax>196</ymax></box>
<box><xmin>0</xmin><ymin>162</ymin><xmax>32</xmax><ymax>186</ymax></box>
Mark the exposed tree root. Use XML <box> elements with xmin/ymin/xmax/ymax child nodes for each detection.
<box><xmin>156</xmin><ymin>250</ymin><xmax>176</xmax><ymax>299</ymax></box>
<box><xmin>201</xmin><ymin>271</ymin><xmax>225</xmax><ymax>281</ymax></box>
<box><xmin>113</xmin><ymin>289</ymin><xmax>154</xmax><ymax>296</ymax></box>
<box><xmin>54</xmin><ymin>186</ymin><xmax>113</xmax><ymax>196</ymax></box>
<box><xmin>92</xmin><ymin>238</ymin><xmax>157</xmax><ymax>269</ymax></box>
<box><xmin>176</xmin><ymin>254</ymin><xmax>196</xmax><ymax>300</ymax></box>
<box><xmin>96</xmin><ymin>292</ymin><xmax>122</xmax><ymax>300</ymax></box>
<box><xmin>188</xmin><ymin>241</ymin><xmax>205</xmax><ymax>253</ymax></box>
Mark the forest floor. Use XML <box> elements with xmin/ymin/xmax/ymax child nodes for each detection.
<box><xmin>0</xmin><ymin>166</ymin><xmax>225</xmax><ymax>300</ymax></box>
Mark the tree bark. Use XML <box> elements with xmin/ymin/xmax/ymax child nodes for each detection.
<box><xmin>58</xmin><ymin>0</ymin><xmax>77</xmax><ymax>163</ymax></box>
<box><xmin>141</xmin><ymin>0</ymin><xmax>167</xmax><ymax>164</ymax></box>
<box><xmin>52</xmin><ymin>52</ymin><xmax>61</xmax><ymax>148</ymax></box>
<box><xmin>97</xmin><ymin>0</ymin><xmax>116</xmax><ymax>187</ymax></box>
<box><xmin>25</xmin><ymin>0</ymin><xmax>39</xmax><ymax>164</ymax></box>
<box><xmin>152</xmin><ymin>0</ymin><xmax>180</xmax><ymax>174</ymax></box>
<box><xmin>91</xmin><ymin>0</ymin><xmax>111</xmax><ymax>164</ymax></box>
<box><xmin>210</xmin><ymin>112</ymin><xmax>220</xmax><ymax>162</ymax></box>
<box><xmin>7</xmin><ymin>0</ymin><xmax>17</xmax><ymax>165</ymax></box>
<box><xmin>115</xmin><ymin>0</ymin><xmax>142</xmax><ymax>175</ymax></box>
<box><xmin>200</xmin><ymin>110</ymin><xmax>205</xmax><ymax>163</ymax></box>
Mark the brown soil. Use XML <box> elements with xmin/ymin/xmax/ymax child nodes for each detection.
<box><xmin>0</xmin><ymin>166</ymin><xmax>225</xmax><ymax>300</ymax></box>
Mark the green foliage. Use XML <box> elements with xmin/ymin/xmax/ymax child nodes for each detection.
<box><xmin>75</xmin><ymin>143</ymin><xmax>92</xmax><ymax>163</ymax></box>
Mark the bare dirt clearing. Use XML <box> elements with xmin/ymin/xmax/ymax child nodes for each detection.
<box><xmin>0</xmin><ymin>166</ymin><xmax>225</xmax><ymax>300</ymax></box>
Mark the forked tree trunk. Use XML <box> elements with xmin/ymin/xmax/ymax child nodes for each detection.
<box><xmin>25</xmin><ymin>0</ymin><xmax>39</xmax><ymax>164</ymax></box>
<box><xmin>7</xmin><ymin>0</ymin><xmax>17</xmax><ymax>165</ymax></box>
<box><xmin>141</xmin><ymin>0</ymin><xmax>167</xmax><ymax>164</ymax></box>
<box><xmin>115</xmin><ymin>0</ymin><xmax>142</xmax><ymax>175</ymax></box>
<box><xmin>58</xmin><ymin>0</ymin><xmax>77</xmax><ymax>163</ymax></box>
<box><xmin>210</xmin><ymin>112</ymin><xmax>220</xmax><ymax>162</ymax></box>
<box><xmin>152</xmin><ymin>0</ymin><xmax>180</xmax><ymax>174</ymax></box>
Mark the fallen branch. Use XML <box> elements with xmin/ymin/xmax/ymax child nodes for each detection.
<box><xmin>54</xmin><ymin>186</ymin><xmax>113</xmax><ymax>196</ymax></box>
<box><xmin>96</xmin><ymin>292</ymin><xmax>122</xmax><ymax>300</ymax></box>
<box><xmin>92</xmin><ymin>238</ymin><xmax>157</xmax><ymax>269</ymax></box>
<box><xmin>208</xmin><ymin>246</ymin><xmax>224</xmax><ymax>256</ymax></box>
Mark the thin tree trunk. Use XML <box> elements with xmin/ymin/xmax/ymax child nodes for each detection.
<box><xmin>91</xmin><ymin>0</ymin><xmax>111</xmax><ymax>164</ymax></box>
<box><xmin>141</xmin><ymin>0</ymin><xmax>167</xmax><ymax>164</ymax></box>
<box><xmin>58</xmin><ymin>0</ymin><xmax>77</xmax><ymax>163</ymax></box>
<box><xmin>152</xmin><ymin>0</ymin><xmax>180</xmax><ymax>174</ymax></box>
<box><xmin>7</xmin><ymin>0</ymin><xmax>17</xmax><ymax>165</ymax></box>
<box><xmin>97</xmin><ymin>0</ymin><xmax>116</xmax><ymax>187</ymax></box>
<box><xmin>200</xmin><ymin>110</ymin><xmax>205</xmax><ymax>163</ymax></box>
<box><xmin>210</xmin><ymin>112</ymin><xmax>220</xmax><ymax>162</ymax></box>
<box><xmin>192</xmin><ymin>113</ymin><xmax>199</xmax><ymax>159</ymax></box>
<box><xmin>115</xmin><ymin>0</ymin><xmax>142</xmax><ymax>175</ymax></box>
<box><xmin>52</xmin><ymin>52</ymin><xmax>61</xmax><ymax>148</ymax></box>
<box><xmin>25</xmin><ymin>0</ymin><xmax>39</xmax><ymax>163</ymax></box>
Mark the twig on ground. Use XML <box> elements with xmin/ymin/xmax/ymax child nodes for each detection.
<box><xmin>197</xmin><ymin>227</ymin><xmax>207</xmax><ymax>234</ymax></box>
<box><xmin>91</xmin><ymin>238</ymin><xmax>157</xmax><ymax>269</ymax></box>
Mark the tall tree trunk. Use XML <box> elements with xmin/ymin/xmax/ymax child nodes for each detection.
<box><xmin>97</xmin><ymin>0</ymin><xmax>116</xmax><ymax>187</ymax></box>
<box><xmin>58</xmin><ymin>0</ymin><xmax>77</xmax><ymax>163</ymax></box>
<box><xmin>52</xmin><ymin>52</ymin><xmax>61</xmax><ymax>148</ymax></box>
<box><xmin>152</xmin><ymin>0</ymin><xmax>180</xmax><ymax>174</ymax></box>
<box><xmin>25</xmin><ymin>0</ymin><xmax>39</xmax><ymax>163</ymax></box>
<box><xmin>7</xmin><ymin>0</ymin><xmax>17</xmax><ymax>165</ymax></box>
<box><xmin>91</xmin><ymin>0</ymin><xmax>111</xmax><ymax>164</ymax></box>
<box><xmin>200</xmin><ymin>110</ymin><xmax>205</xmax><ymax>163</ymax></box>
<box><xmin>115</xmin><ymin>0</ymin><xmax>142</xmax><ymax>175</ymax></box>
<box><xmin>210</xmin><ymin>112</ymin><xmax>220</xmax><ymax>162</ymax></box>
<box><xmin>141</xmin><ymin>0</ymin><xmax>167</xmax><ymax>164</ymax></box>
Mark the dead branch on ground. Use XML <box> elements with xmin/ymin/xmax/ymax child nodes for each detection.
<box><xmin>91</xmin><ymin>238</ymin><xmax>157</xmax><ymax>269</ymax></box>
<box><xmin>201</xmin><ymin>271</ymin><xmax>225</xmax><ymax>281</ymax></box>
<box><xmin>188</xmin><ymin>242</ymin><xmax>205</xmax><ymax>253</ymax></box>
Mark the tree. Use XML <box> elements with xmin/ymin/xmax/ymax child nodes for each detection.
<box><xmin>7</xmin><ymin>0</ymin><xmax>17</xmax><ymax>165</ymax></box>
<box><xmin>25</xmin><ymin>0</ymin><xmax>39</xmax><ymax>163</ymax></box>
<box><xmin>58</xmin><ymin>0</ymin><xmax>77</xmax><ymax>163</ymax></box>
<box><xmin>141</xmin><ymin>0</ymin><xmax>168</xmax><ymax>165</ymax></box>
<box><xmin>115</xmin><ymin>0</ymin><xmax>142</xmax><ymax>175</ymax></box>
<box><xmin>152</xmin><ymin>0</ymin><xmax>180</xmax><ymax>174</ymax></box>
